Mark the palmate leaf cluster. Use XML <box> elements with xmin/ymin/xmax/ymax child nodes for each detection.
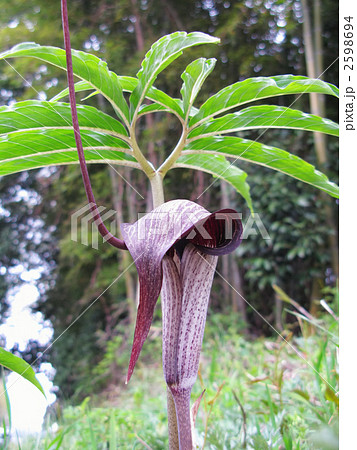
<box><xmin>0</xmin><ymin>29</ymin><xmax>338</xmax><ymax>397</ymax></box>
<box><xmin>0</xmin><ymin>31</ymin><xmax>339</xmax><ymax>211</ymax></box>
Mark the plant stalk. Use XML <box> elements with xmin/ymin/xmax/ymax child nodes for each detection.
<box><xmin>158</xmin><ymin>129</ymin><xmax>188</xmax><ymax>176</ymax></box>
<box><xmin>167</xmin><ymin>387</ymin><xmax>180</xmax><ymax>450</ymax></box>
<box><xmin>170</xmin><ymin>387</ymin><xmax>193</xmax><ymax>450</ymax></box>
<box><xmin>150</xmin><ymin>172</ymin><xmax>165</xmax><ymax>208</ymax></box>
<box><xmin>149</xmin><ymin>173</ymin><xmax>187</xmax><ymax>449</ymax></box>
<box><xmin>129</xmin><ymin>132</ymin><xmax>156</xmax><ymax>177</ymax></box>
<box><xmin>148</xmin><ymin>172</ymin><xmax>181</xmax><ymax>448</ymax></box>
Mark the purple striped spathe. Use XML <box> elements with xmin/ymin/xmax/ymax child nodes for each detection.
<box><xmin>121</xmin><ymin>199</ymin><xmax>242</xmax><ymax>383</ymax></box>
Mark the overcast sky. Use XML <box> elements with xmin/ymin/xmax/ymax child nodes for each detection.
<box><xmin>1</xmin><ymin>273</ymin><xmax>56</xmax><ymax>436</ymax></box>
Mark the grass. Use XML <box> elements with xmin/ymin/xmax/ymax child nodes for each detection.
<box><xmin>3</xmin><ymin>307</ymin><xmax>338</xmax><ymax>450</ymax></box>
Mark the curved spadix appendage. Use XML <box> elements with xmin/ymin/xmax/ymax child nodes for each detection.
<box><xmin>61</xmin><ymin>0</ymin><xmax>127</xmax><ymax>250</ymax></box>
<box><xmin>121</xmin><ymin>199</ymin><xmax>242</xmax><ymax>383</ymax></box>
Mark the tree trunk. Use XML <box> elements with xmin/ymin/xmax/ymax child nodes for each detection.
<box><xmin>230</xmin><ymin>254</ymin><xmax>248</xmax><ymax>327</ymax></box>
<box><xmin>221</xmin><ymin>255</ymin><xmax>231</xmax><ymax>302</ymax></box>
<box><xmin>301</xmin><ymin>0</ymin><xmax>327</xmax><ymax>165</ymax></box>
<box><xmin>109</xmin><ymin>168</ymin><xmax>137</xmax><ymax>324</ymax></box>
<box><xmin>98</xmin><ymin>91</ymin><xmax>138</xmax><ymax>322</ymax></box>
<box><xmin>131</xmin><ymin>0</ymin><xmax>158</xmax><ymax>215</ymax></box>
<box><xmin>301</xmin><ymin>0</ymin><xmax>339</xmax><ymax>278</ymax></box>
<box><xmin>274</xmin><ymin>291</ymin><xmax>283</xmax><ymax>332</ymax></box>
<box><xmin>220</xmin><ymin>180</ymin><xmax>247</xmax><ymax>328</ymax></box>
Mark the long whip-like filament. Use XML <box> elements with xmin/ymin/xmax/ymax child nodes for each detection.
<box><xmin>61</xmin><ymin>0</ymin><xmax>127</xmax><ymax>250</ymax></box>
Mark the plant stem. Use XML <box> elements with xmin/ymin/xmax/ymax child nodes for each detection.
<box><xmin>167</xmin><ymin>387</ymin><xmax>180</xmax><ymax>450</ymax></box>
<box><xmin>149</xmin><ymin>172</ymin><xmax>165</xmax><ymax>208</ymax></box>
<box><xmin>130</xmin><ymin>120</ymin><xmax>185</xmax><ymax>447</ymax></box>
<box><xmin>129</xmin><ymin>129</ymin><xmax>156</xmax><ymax>178</ymax></box>
<box><xmin>170</xmin><ymin>387</ymin><xmax>193</xmax><ymax>450</ymax></box>
<box><xmin>148</xmin><ymin>173</ymin><xmax>184</xmax><ymax>449</ymax></box>
<box><xmin>158</xmin><ymin>129</ymin><xmax>188</xmax><ymax>176</ymax></box>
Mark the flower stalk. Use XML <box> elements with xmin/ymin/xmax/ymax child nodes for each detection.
<box><xmin>162</xmin><ymin>244</ymin><xmax>218</xmax><ymax>449</ymax></box>
<box><xmin>150</xmin><ymin>172</ymin><xmax>165</xmax><ymax>208</ymax></box>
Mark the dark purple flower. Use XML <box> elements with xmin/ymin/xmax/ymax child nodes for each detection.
<box><xmin>122</xmin><ymin>199</ymin><xmax>242</xmax><ymax>447</ymax></box>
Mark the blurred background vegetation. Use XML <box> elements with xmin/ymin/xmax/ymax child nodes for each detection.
<box><xmin>0</xmin><ymin>0</ymin><xmax>338</xmax><ymax>448</ymax></box>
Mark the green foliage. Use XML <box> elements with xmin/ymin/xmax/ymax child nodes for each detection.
<box><xmin>183</xmin><ymin>136</ymin><xmax>339</xmax><ymax>198</ymax></box>
<box><xmin>1</xmin><ymin>368</ymin><xmax>12</xmax><ymax>449</ymax></box>
<box><xmin>15</xmin><ymin>309</ymin><xmax>338</xmax><ymax>449</ymax></box>
<box><xmin>51</xmin><ymin>77</ymin><xmax>184</xmax><ymax>119</ymax></box>
<box><xmin>0</xmin><ymin>101</ymin><xmax>129</xmax><ymax>137</ymax></box>
<box><xmin>0</xmin><ymin>32</ymin><xmax>339</xmax><ymax>210</ymax></box>
<box><xmin>175</xmin><ymin>153</ymin><xmax>253</xmax><ymax>211</ymax></box>
<box><xmin>180</xmin><ymin>57</ymin><xmax>216</xmax><ymax>120</ymax></box>
<box><xmin>130</xmin><ymin>31</ymin><xmax>220</xmax><ymax>118</ymax></box>
<box><xmin>235</xmin><ymin>154</ymin><xmax>337</xmax><ymax>325</ymax></box>
<box><xmin>188</xmin><ymin>75</ymin><xmax>338</xmax><ymax>127</ymax></box>
<box><xmin>0</xmin><ymin>42</ymin><xmax>130</xmax><ymax>122</ymax></box>
<box><xmin>188</xmin><ymin>105</ymin><xmax>338</xmax><ymax>137</ymax></box>
<box><xmin>0</xmin><ymin>129</ymin><xmax>136</xmax><ymax>176</ymax></box>
<box><xmin>0</xmin><ymin>347</ymin><xmax>45</xmax><ymax>395</ymax></box>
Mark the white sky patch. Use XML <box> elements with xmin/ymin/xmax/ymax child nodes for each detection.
<box><xmin>20</xmin><ymin>269</ymin><xmax>42</xmax><ymax>282</ymax></box>
<box><xmin>5</xmin><ymin>369</ymin><xmax>56</xmax><ymax>435</ymax></box>
<box><xmin>0</xmin><ymin>282</ymin><xmax>53</xmax><ymax>351</ymax></box>
<box><xmin>274</xmin><ymin>29</ymin><xmax>286</xmax><ymax>44</ymax></box>
<box><xmin>0</xmin><ymin>269</ymin><xmax>56</xmax><ymax>436</ymax></box>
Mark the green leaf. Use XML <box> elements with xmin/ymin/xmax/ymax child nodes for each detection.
<box><xmin>325</xmin><ymin>386</ymin><xmax>339</xmax><ymax>407</ymax></box>
<box><xmin>183</xmin><ymin>136</ymin><xmax>339</xmax><ymax>198</ymax></box>
<box><xmin>120</xmin><ymin>77</ymin><xmax>184</xmax><ymax>118</ymax></box>
<box><xmin>51</xmin><ymin>77</ymin><xmax>184</xmax><ymax>119</ymax></box>
<box><xmin>180</xmin><ymin>58</ymin><xmax>216</xmax><ymax>120</ymax></box>
<box><xmin>109</xmin><ymin>409</ymin><xmax>117</xmax><ymax>450</ymax></box>
<box><xmin>251</xmin><ymin>435</ymin><xmax>269</xmax><ymax>450</ymax></box>
<box><xmin>0</xmin><ymin>101</ymin><xmax>137</xmax><ymax>176</ymax></box>
<box><xmin>174</xmin><ymin>153</ymin><xmax>253</xmax><ymax>212</ymax></box>
<box><xmin>138</xmin><ymin>103</ymin><xmax>168</xmax><ymax>115</ymax></box>
<box><xmin>0</xmin><ymin>43</ymin><xmax>129</xmax><ymax>123</ymax></box>
<box><xmin>0</xmin><ymin>101</ymin><xmax>129</xmax><ymax>139</ymax></box>
<box><xmin>292</xmin><ymin>389</ymin><xmax>310</xmax><ymax>401</ymax></box>
<box><xmin>1</xmin><ymin>368</ymin><xmax>12</xmax><ymax>430</ymax></box>
<box><xmin>188</xmin><ymin>105</ymin><xmax>339</xmax><ymax>138</ymax></box>
<box><xmin>0</xmin><ymin>129</ymin><xmax>139</xmax><ymax>176</ymax></box>
<box><xmin>130</xmin><ymin>32</ymin><xmax>220</xmax><ymax>117</ymax></box>
<box><xmin>286</xmin><ymin>310</ymin><xmax>338</xmax><ymax>340</ymax></box>
<box><xmin>190</xmin><ymin>75</ymin><xmax>339</xmax><ymax>127</ymax></box>
<box><xmin>50</xmin><ymin>80</ymin><xmax>95</xmax><ymax>102</ymax></box>
<box><xmin>0</xmin><ymin>347</ymin><xmax>45</xmax><ymax>396</ymax></box>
